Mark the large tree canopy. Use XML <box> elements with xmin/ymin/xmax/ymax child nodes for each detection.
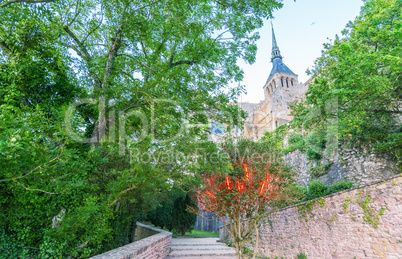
<box><xmin>292</xmin><ymin>0</ymin><xmax>402</xmax><ymax>162</ymax></box>
<box><xmin>0</xmin><ymin>0</ymin><xmax>283</xmax><ymax>257</ymax></box>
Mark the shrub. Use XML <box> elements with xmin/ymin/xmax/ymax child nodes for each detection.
<box><xmin>327</xmin><ymin>180</ymin><xmax>355</xmax><ymax>194</ymax></box>
<box><xmin>303</xmin><ymin>180</ymin><xmax>356</xmax><ymax>201</ymax></box>
<box><xmin>289</xmin><ymin>133</ymin><xmax>306</xmax><ymax>151</ymax></box>
<box><xmin>149</xmin><ymin>206</ymin><xmax>164</xmax><ymax>228</ymax></box>
<box><xmin>172</xmin><ymin>194</ymin><xmax>197</xmax><ymax>236</ymax></box>
<box><xmin>161</xmin><ymin>202</ymin><xmax>174</xmax><ymax>232</ymax></box>
<box><xmin>149</xmin><ymin>192</ymin><xmax>197</xmax><ymax>235</ymax></box>
<box><xmin>305</xmin><ymin>180</ymin><xmax>328</xmax><ymax>200</ymax></box>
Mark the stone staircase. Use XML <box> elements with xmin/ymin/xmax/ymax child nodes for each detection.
<box><xmin>167</xmin><ymin>237</ymin><xmax>236</xmax><ymax>258</ymax></box>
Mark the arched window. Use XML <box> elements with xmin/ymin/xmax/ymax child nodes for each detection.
<box><xmin>281</xmin><ymin>78</ymin><xmax>283</xmax><ymax>87</ymax></box>
<box><xmin>291</xmin><ymin>79</ymin><xmax>294</xmax><ymax>86</ymax></box>
<box><xmin>286</xmin><ymin>78</ymin><xmax>289</xmax><ymax>88</ymax></box>
<box><xmin>211</xmin><ymin>122</ymin><xmax>225</xmax><ymax>134</ymax></box>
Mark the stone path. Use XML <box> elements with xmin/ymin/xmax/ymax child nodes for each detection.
<box><xmin>166</xmin><ymin>237</ymin><xmax>237</xmax><ymax>258</ymax></box>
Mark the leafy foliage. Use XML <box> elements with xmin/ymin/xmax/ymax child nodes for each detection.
<box><xmin>196</xmin><ymin>137</ymin><xmax>300</xmax><ymax>259</ymax></box>
<box><xmin>292</xmin><ymin>0</ymin><xmax>402</xmax><ymax>162</ymax></box>
<box><xmin>172</xmin><ymin>193</ymin><xmax>197</xmax><ymax>236</ymax></box>
<box><xmin>149</xmin><ymin>190</ymin><xmax>196</xmax><ymax>235</ymax></box>
<box><xmin>0</xmin><ymin>0</ymin><xmax>284</xmax><ymax>257</ymax></box>
<box><xmin>303</xmin><ymin>180</ymin><xmax>356</xmax><ymax>201</ymax></box>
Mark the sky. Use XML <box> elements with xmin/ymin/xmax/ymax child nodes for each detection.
<box><xmin>237</xmin><ymin>0</ymin><xmax>364</xmax><ymax>104</ymax></box>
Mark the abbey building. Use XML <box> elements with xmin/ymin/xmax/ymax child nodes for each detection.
<box><xmin>240</xmin><ymin>24</ymin><xmax>309</xmax><ymax>140</ymax></box>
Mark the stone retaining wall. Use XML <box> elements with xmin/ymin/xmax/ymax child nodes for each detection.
<box><xmin>90</xmin><ymin>222</ymin><xmax>172</xmax><ymax>259</ymax></box>
<box><xmin>284</xmin><ymin>148</ymin><xmax>399</xmax><ymax>187</ymax></box>
<box><xmin>134</xmin><ymin>222</ymin><xmax>160</xmax><ymax>241</ymax></box>
<box><xmin>220</xmin><ymin>175</ymin><xmax>402</xmax><ymax>258</ymax></box>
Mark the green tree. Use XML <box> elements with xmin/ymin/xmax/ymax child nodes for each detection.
<box><xmin>293</xmin><ymin>0</ymin><xmax>402</xmax><ymax>163</ymax></box>
<box><xmin>0</xmin><ymin>0</ymin><xmax>284</xmax><ymax>257</ymax></box>
<box><xmin>196</xmin><ymin>138</ymin><xmax>300</xmax><ymax>259</ymax></box>
<box><xmin>172</xmin><ymin>193</ymin><xmax>197</xmax><ymax>236</ymax></box>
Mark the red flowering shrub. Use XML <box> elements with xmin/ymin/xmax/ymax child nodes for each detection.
<box><xmin>196</xmin><ymin>138</ymin><xmax>298</xmax><ymax>259</ymax></box>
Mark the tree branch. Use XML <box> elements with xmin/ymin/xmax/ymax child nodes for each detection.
<box><xmin>169</xmin><ymin>50</ymin><xmax>175</xmax><ymax>66</ymax></box>
<box><xmin>168</xmin><ymin>59</ymin><xmax>198</xmax><ymax>68</ymax></box>
<box><xmin>103</xmin><ymin>36</ymin><xmax>122</xmax><ymax>87</ymax></box>
<box><xmin>131</xmin><ymin>0</ymin><xmax>163</xmax><ymax>13</ymax></box>
<box><xmin>370</xmin><ymin>109</ymin><xmax>402</xmax><ymax>114</ymax></box>
<box><xmin>0</xmin><ymin>0</ymin><xmax>54</xmax><ymax>7</ymax></box>
<box><xmin>0</xmin><ymin>154</ymin><xmax>61</xmax><ymax>183</ymax></box>
<box><xmin>65</xmin><ymin>0</ymin><xmax>81</xmax><ymax>28</ymax></box>
<box><xmin>59</xmin><ymin>42</ymin><xmax>86</xmax><ymax>60</ymax></box>
<box><xmin>63</xmin><ymin>26</ymin><xmax>91</xmax><ymax>62</ymax></box>
<box><xmin>108</xmin><ymin>185</ymin><xmax>139</xmax><ymax>207</ymax></box>
<box><xmin>140</xmin><ymin>40</ymin><xmax>148</xmax><ymax>58</ymax></box>
<box><xmin>14</xmin><ymin>180</ymin><xmax>58</xmax><ymax>195</ymax></box>
<box><xmin>62</xmin><ymin>26</ymin><xmax>103</xmax><ymax>90</ymax></box>
<box><xmin>102</xmin><ymin>0</ymin><xmax>131</xmax><ymax>88</ymax></box>
<box><xmin>0</xmin><ymin>41</ymin><xmax>12</xmax><ymax>58</ymax></box>
<box><xmin>82</xmin><ymin>12</ymin><xmax>103</xmax><ymax>44</ymax></box>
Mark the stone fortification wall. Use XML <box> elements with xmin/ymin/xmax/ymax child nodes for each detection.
<box><xmin>220</xmin><ymin>175</ymin><xmax>402</xmax><ymax>259</ymax></box>
<box><xmin>285</xmin><ymin>148</ymin><xmax>399</xmax><ymax>187</ymax></box>
<box><xmin>90</xmin><ymin>222</ymin><xmax>171</xmax><ymax>259</ymax></box>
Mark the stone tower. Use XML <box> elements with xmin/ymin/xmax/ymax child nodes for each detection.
<box><xmin>263</xmin><ymin>23</ymin><xmax>299</xmax><ymax>100</ymax></box>
<box><xmin>241</xmin><ymin>23</ymin><xmax>308</xmax><ymax>140</ymax></box>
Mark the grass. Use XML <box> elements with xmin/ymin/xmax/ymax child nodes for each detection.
<box><xmin>184</xmin><ymin>229</ymin><xmax>219</xmax><ymax>237</ymax></box>
<box><xmin>150</xmin><ymin>225</ymin><xmax>219</xmax><ymax>237</ymax></box>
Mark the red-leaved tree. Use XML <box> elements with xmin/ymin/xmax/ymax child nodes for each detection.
<box><xmin>196</xmin><ymin>138</ymin><xmax>298</xmax><ymax>259</ymax></box>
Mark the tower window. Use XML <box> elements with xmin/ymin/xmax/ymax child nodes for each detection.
<box><xmin>291</xmin><ymin>80</ymin><xmax>293</xmax><ymax>86</ymax></box>
<box><xmin>286</xmin><ymin>79</ymin><xmax>289</xmax><ymax>88</ymax></box>
<box><xmin>281</xmin><ymin>78</ymin><xmax>283</xmax><ymax>87</ymax></box>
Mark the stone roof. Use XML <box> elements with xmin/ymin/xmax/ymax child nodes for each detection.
<box><xmin>266</xmin><ymin>59</ymin><xmax>295</xmax><ymax>83</ymax></box>
<box><xmin>266</xmin><ymin>23</ymin><xmax>295</xmax><ymax>83</ymax></box>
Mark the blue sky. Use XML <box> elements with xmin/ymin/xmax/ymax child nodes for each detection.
<box><xmin>237</xmin><ymin>0</ymin><xmax>364</xmax><ymax>103</ymax></box>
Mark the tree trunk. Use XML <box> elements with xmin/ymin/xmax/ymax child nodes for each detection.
<box><xmin>252</xmin><ymin>223</ymin><xmax>259</xmax><ymax>259</ymax></box>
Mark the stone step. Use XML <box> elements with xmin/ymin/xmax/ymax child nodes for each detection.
<box><xmin>171</xmin><ymin>245</ymin><xmax>233</xmax><ymax>251</ymax></box>
<box><xmin>171</xmin><ymin>243</ymin><xmax>225</xmax><ymax>246</ymax></box>
<box><xmin>171</xmin><ymin>238</ymin><xmax>224</xmax><ymax>245</ymax></box>
<box><xmin>168</xmin><ymin>249</ymin><xmax>237</xmax><ymax>257</ymax></box>
<box><xmin>167</xmin><ymin>256</ymin><xmax>237</xmax><ymax>259</ymax></box>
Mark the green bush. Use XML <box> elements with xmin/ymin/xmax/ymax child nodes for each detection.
<box><xmin>149</xmin><ymin>192</ymin><xmax>197</xmax><ymax>235</ymax></box>
<box><xmin>172</xmin><ymin>193</ymin><xmax>197</xmax><ymax>236</ymax></box>
<box><xmin>327</xmin><ymin>180</ymin><xmax>355</xmax><ymax>194</ymax></box>
<box><xmin>303</xmin><ymin>180</ymin><xmax>356</xmax><ymax>201</ymax></box>
<box><xmin>305</xmin><ymin>180</ymin><xmax>328</xmax><ymax>200</ymax></box>
<box><xmin>305</xmin><ymin>129</ymin><xmax>326</xmax><ymax>160</ymax></box>
<box><xmin>309</xmin><ymin>164</ymin><xmax>326</xmax><ymax>178</ymax></box>
<box><xmin>0</xmin><ymin>230</ymin><xmax>29</xmax><ymax>258</ymax></box>
<box><xmin>149</xmin><ymin>205</ymin><xmax>166</xmax><ymax>229</ymax></box>
<box><xmin>161</xmin><ymin>201</ymin><xmax>174</xmax><ymax>232</ymax></box>
<box><xmin>289</xmin><ymin>133</ymin><xmax>306</xmax><ymax>151</ymax></box>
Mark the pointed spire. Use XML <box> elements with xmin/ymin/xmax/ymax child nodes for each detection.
<box><xmin>270</xmin><ymin>21</ymin><xmax>283</xmax><ymax>62</ymax></box>
<box><xmin>266</xmin><ymin>21</ymin><xmax>295</xmax><ymax>83</ymax></box>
